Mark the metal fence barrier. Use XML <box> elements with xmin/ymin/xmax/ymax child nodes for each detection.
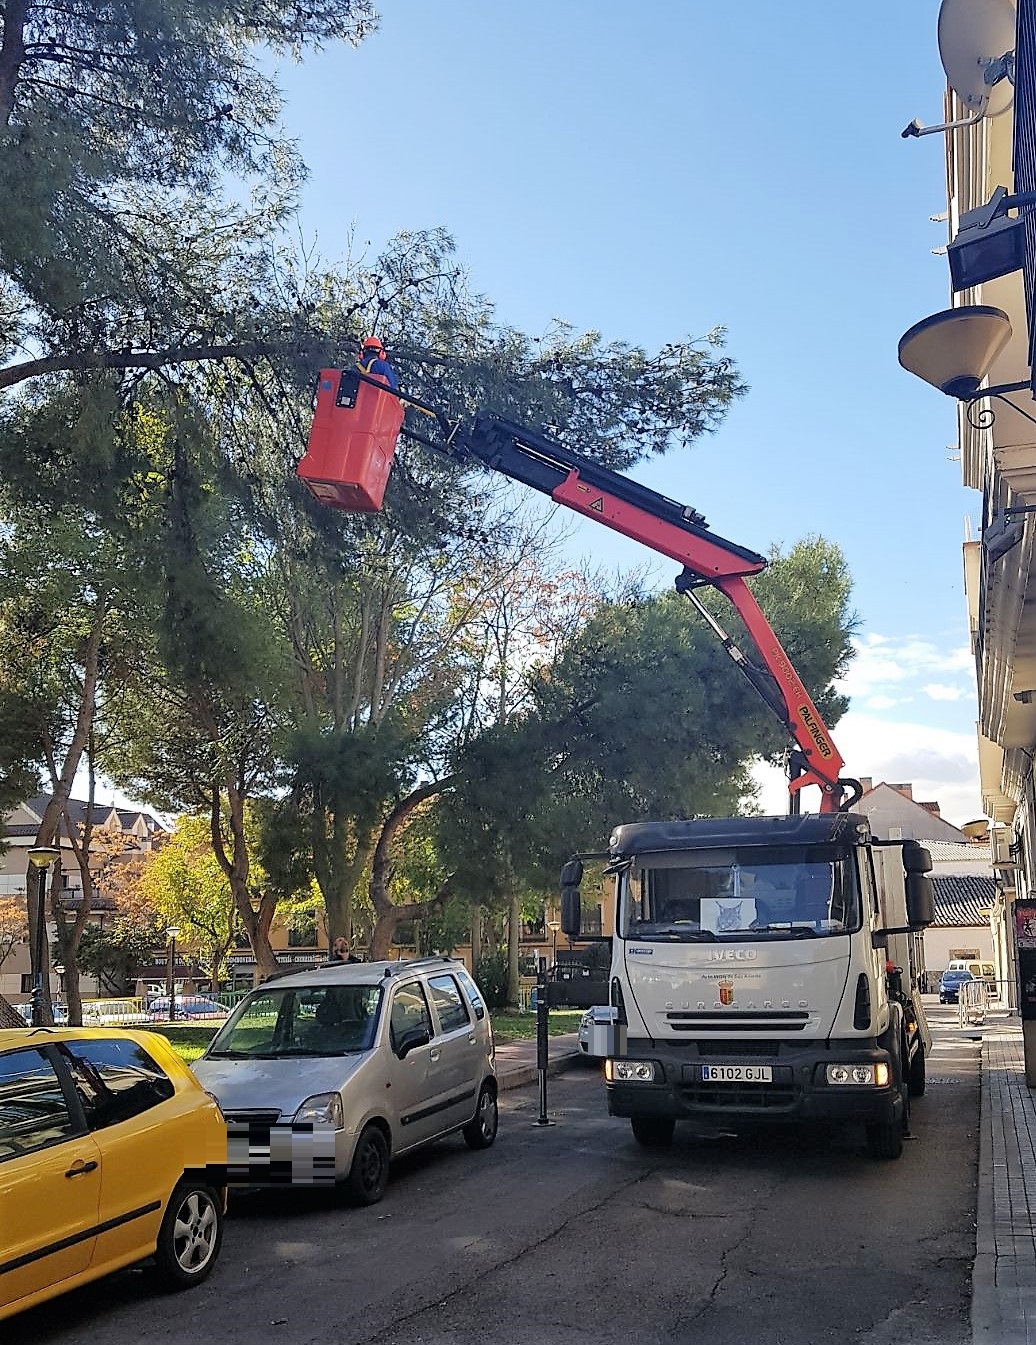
<box><xmin>959</xmin><ymin>979</ymin><xmax>988</xmax><ymax>1028</ymax></box>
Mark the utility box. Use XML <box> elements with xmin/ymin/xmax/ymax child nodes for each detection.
<box><xmin>297</xmin><ymin>368</ymin><xmax>404</xmax><ymax>512</ymax></box>
<box><xmin>585</xmin><ymin>1006</ymin><xmax>623</xmax><ymax>1058</ymax></box>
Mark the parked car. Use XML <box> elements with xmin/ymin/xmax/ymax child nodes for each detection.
<box><xmin>939</xmin><ymin>968</ymin><xmax>975</xmax><ymax>1004</ymax></box>
<box><xmin>146</xmin><ymin>996</ymin><xmax>228</xmax><ymax>1022</ymax></box>
<box><xmin>947</xmin><ymin>959</ymin><xmax>998</xmax><ymax>996</ymax></box>
<box><xmin>193</xmin><ymin>956</ymin><xmax>497</xmax><ymax>1205</ymax></box>
<box><xmin>578</xmin><ymin>1005</ymin><xmax>617</xmax><ymax>1060</ymax></box>
<box><xmin>81</xmin><ymin>998</ymin><xmax>151</xmax><ymax>1026</ymax></box>
<box><xmin>0</xmin><ymin>1026</ymin><xmax>227</xmax><ymax>1322</ymax></box>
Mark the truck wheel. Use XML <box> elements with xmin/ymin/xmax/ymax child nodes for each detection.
<box><xmin>865</xmin><ymin>1119</ymin><xmax>904</xmax><ymax>1160</ymax></box>
<box><xmin>908</xmin><ymin>1045</ymin><xmax>927</xmax><ymax>1098</ymax></box>
<box><xmin>631</xmin><ymin>1117</ymin><xmax>675</xmax><ymax>1148</ymax></box>
<box><xmin>867</xmin><ymin>1063</ymin><xmax>909</xmax><ymax>1160</ymax></box>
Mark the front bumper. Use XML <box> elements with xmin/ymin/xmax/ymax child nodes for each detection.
<box><xmin>606</xmin><ymin>1038</ymin><xmax>901</xmax><ymax>1126</ymax></box>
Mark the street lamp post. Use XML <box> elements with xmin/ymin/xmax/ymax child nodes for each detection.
<box><xmin>27</xmin><ymin>846</ymin><xmax>61</xmax><ymax>1028</ymax></box>
<box><xmin>166</xmin><ymin>926</ymin><xmax>180</xmax><ymax>1022</ymax></box>
<box><xmin>547</xmin><ymin>919</ymin><xmax>561</xmax><ymax>972</ymax></box>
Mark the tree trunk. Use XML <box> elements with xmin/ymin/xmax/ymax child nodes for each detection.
<box><xmin>469</xmin><ymin>902</ymin><xmax>483</xmax><ymax>972</ymax></box>
<box><xmin>507</xmin><ymin>893</ymin><xmax>521</xmax><ymax>1009</ymax></box>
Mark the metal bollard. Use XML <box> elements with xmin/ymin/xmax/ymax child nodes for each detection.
<box><xmin>533</xmin><ymin>959</ymin><xmax>555</xmax><ymax>1127</ymax></box>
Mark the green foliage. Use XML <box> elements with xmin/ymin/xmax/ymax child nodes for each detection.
<box><xmin>76</xmin><ymin>920</ymin><xmax>160</xmax><ymax>996</ymax></box>
<box><xmin>0</xmin><ymin>1</ymin><xmax>377</xmax><ymax>371</ymax></box>
<box><xmin>439</xmin><ymin>538</ymin><xmax>857</xmax><ymax>891</ymax></box>
<box><xmin>474</xmin><ymin>952</ymin><xmax>510</xmax><ymax>1010</ymax></box>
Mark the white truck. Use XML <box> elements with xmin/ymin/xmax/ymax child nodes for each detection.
<box><xmin>561</xmin><ymin>813</ymin><xmax>933</xmax><ymax>1159</ymax></box>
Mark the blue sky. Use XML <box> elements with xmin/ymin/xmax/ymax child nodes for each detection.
<box><xmin>266</xmin><ymin>0</ymin><xmax>982</xmax><ymax>823</ymax></box>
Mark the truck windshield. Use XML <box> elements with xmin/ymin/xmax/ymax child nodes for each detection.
<box><xmin>620</xmin><ymin>846</ymin><xmax>860</xmax><ymax>942</ymax></box>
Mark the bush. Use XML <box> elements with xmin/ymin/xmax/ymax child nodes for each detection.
<box><xmin>474</xmin><ymin>951</ymin><xmax>509</xmax><ymax>1009</ymax></box>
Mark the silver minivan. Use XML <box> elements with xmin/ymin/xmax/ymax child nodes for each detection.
<box><xmin>193</xmin><ymin>956</ymin><xmax>497</xmax><ymax>1204</ymax></box>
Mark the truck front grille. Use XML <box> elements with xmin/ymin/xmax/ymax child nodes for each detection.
<box><xmin>666</xmin><ymin>1011</ymin><xmax>809</xmax><ymax>1033</ymax></box>
<box><xmin>678</xmin><ymin>1083</ymin><xmax>798</xmax><ymax>1112</ymax></box>
<box><xmin>698</xmin><ymin>1039</ymin><xmax>781</xmax><ymax>1057</ymax></box>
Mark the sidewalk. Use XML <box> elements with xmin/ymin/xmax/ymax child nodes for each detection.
<box><xmin>973</xmin><ymin>1012</ymin><xmax>1036</xmax><ymax>1344</ymax></box>
<box><xmin>493</xmin><ymin>1030</ymin><xmax>585</xmax><ymax>1091</ymax></box>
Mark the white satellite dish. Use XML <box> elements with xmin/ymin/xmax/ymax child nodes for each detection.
<box><xmin>938</xmin><ymin>0</ymin><xmax>1016</xmax><ymax>118</ymax></box>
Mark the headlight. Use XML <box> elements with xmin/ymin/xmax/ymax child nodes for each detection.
<box><xmin>294</xmin><ymin>1092</ymin><xmax>344</xmax><ymax>1128</ymax></box>
<box><xmin>606</xmin><ymin>1058</ymin><xmax>660</xmax><ymax>1083</ymax></box>
<box><xmin>825</xmin><ymin>1063</ymin><xmax>890</xmax><ymax>1086</ymax></box>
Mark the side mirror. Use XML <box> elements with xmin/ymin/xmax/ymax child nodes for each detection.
<box><xmin>395</xmin><ymin>1026</ymin><xmax>431</xmax><ymax>1059</ymax></box>
<box><xmin>560</xmin><ymin>858</ymin><xmax>584</xmax><ymax>939</ymax></box>
<box><xmin>902</xmin><ymin>841</ymin><xmax>933</xmax><ymax>875</ymax></box>
<box><xmin>906</xmin><ymin>872</ymin><xmax>934</xmax><ymax>928</ymax></box>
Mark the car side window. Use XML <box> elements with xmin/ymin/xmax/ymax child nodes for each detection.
<box><xmin>455</xmin><ymin>968</ymin><xmax>486</xmax><ymax>1021</ymax></box>
<box><xmin>427</xmin><ymin>975</ymin><xmax>471</xmax><ymax>1033</ymax></box>
<box><xmin>59</xmin><ymin>1038</ymin><xmax>175</xmax><ymax>1130</ymax></box>
<box><xmin>390</xmin><ymin>981</ymin><xmax>433</xmax><ymax>1052</ymax></box>
<box><xmin>0</xmin><ymin>1049</ymin><xmax>77</xmax><ymax>1162</ymax></box>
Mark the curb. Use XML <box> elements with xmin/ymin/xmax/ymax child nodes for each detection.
<box><xmin>497</xmin><ymin>1050</ymin><xmax>589</xmax><ymax>1093</ymax></box>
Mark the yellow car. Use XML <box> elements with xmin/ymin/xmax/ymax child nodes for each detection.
<box><xmin>0</xmin><ymin>1026</ymin><xmax>227</xmax><ymax>1322</ymax></box>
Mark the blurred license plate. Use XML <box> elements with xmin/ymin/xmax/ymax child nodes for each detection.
<box><xmin>701</xmin><ymin>1065</ymin><xmax>772</xmax><ymax>1083</ymax></box>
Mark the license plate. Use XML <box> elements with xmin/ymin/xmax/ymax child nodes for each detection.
<box><xmin>701</xmin><ymin>1064</ymin><xmax>773</xmax><ymax>1083</ymax></box>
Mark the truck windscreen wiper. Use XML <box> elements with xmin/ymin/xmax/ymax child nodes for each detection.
<box><xmin>631</xmin><ymin>926</ymin><xmax>717</xmax><ymax>942</ymax></box>
<box><xmin>751</xmin><ymin>923</ymin><xmax>820</xmax><ymax>937</ymax></box>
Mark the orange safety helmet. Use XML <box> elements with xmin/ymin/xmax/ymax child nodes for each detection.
<box><xmin>362</xmin><ymin>336</ymin><xmax>385</xmax><ymax>351</ymax></box>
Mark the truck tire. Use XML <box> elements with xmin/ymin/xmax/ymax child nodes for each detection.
<box><xmin>631</xmin><ymin>1116</ymin><xmax>675</xmax><ymax>1148</ymax></box>
<box><xmin>866</xmin><ymin>1056</ymin><xmax>909</xmax><ymax>1160</ymax></box>
<box><xmin>908</xmin><ymin>1044</ymin><xmax>927</xmax><ymax>1098</ymax></box>
<box><xmin>865</xmin><ymin>1118</ymin><xmax>904</xmax><ymax>1160</ymax></box>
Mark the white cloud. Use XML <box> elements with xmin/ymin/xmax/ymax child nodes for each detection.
<box><xmin>865</xmin><ymin>695</ymin><xmax>900</xmax><ymax>711</ymax></box>
<box><xmin>748</xmin><ymin>709</ymin><xmax>982</xmax><ymax>829</ymax></box>
<box><xmin>923</xmin><ymin>683</ymin><xmax>968</xmax><ymax>702</ymax></box>
<box><xmin>838</xmin><ymin>633</ymin><xmax>973</xmax><ymax>703</ymax></box>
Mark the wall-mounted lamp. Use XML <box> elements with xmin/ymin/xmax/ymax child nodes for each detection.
<box><xmin>947</xmin><ymin>187</ymin><xmax>1035</xmax><ymax>290</ymax></box>
<box><xmin>983</xmin><ymin>506</ymin><xmax>1036</xmax><ymax>564</ymax></box>
<box><xmin>898</xmin><ymin>306</ymin><xmax>1036</xmax><ymax>431</ymax></box>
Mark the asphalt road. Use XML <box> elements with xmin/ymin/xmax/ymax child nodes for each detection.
<box><xmin>9</xmin><ymin>1007</ymin><xmax>980</xmax><ymax>1345</ymax></box>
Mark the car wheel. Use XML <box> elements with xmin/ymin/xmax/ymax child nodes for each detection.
<box><xmin>153</xmin><ymin>1179</ymin><xmax>223</xmax><ymax>1289</ymax></box>
<box><xmin>463</xmin><ymin>1083</ymin><xmax>498</xmax><ymax>1150</ymax></box>
<box><xmin>345</xmin><ymin>1124</ymin><xmax>390</xmax><ymax>1205</ymax></box>
<box><xmin>630</xmin><ymin>1116</ymin><xmax>675</xmax><ymax>1148</ymax></box>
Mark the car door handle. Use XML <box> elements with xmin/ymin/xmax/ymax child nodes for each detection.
<box><xmin>429</xmin><ymin>1049</ymin><xmax>440</xmax><ymax>1061</ymax></box>
<box><xmin>65</xmin><ymin>1160</ymin><xmax>98</xmax><ymax>1178</ymax></box>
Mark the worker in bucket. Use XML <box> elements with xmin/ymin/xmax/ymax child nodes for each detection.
<box><xmin>357</xmin><ymin>335</ymin><xmax>399</xmax><ymax>391</ymax></box>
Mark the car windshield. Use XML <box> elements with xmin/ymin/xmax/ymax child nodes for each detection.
<box><xmin>943</xmin><ymin>971</ymin><xmax>973</xmax><ymax>982</ymax></box>
<box><xmin>206</xmin><ymin>984</ymin><xmax>383</xmax><ymax>1058</ymax></box>
<box><xmin>621</xmin><ymin>845</ymin><xmax>860</xmax><ymax>942</ymax></box>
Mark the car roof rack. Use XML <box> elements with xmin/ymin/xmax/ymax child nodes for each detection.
<box><xmin>379</xmin><ymin>955</ymin><xmax>461</xmax><ymax>979</ymax></box>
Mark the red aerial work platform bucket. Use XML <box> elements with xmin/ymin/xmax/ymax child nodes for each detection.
<box><xmin>297</xmin><ymin>368</ymin><xmax>404</xmax><ymax>512</ymax></box>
